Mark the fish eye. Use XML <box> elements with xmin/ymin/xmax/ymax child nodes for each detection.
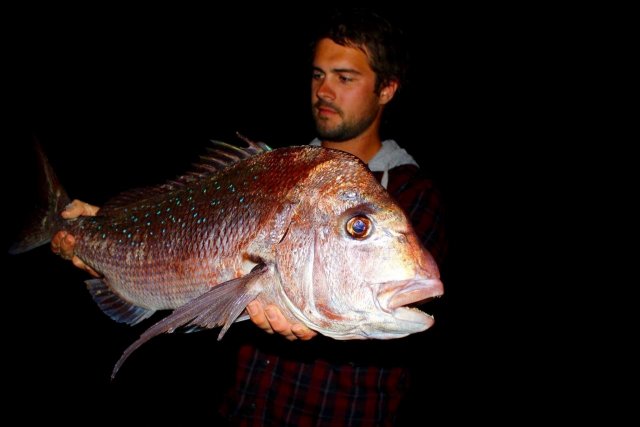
<box><xmin>346</xmin><ymin>215</ymin><xmax>372</xmax><ymax>239</ymax></box>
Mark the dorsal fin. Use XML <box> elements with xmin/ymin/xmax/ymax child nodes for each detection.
<box><xmin>99</xmin><ymin>135</ymin><xmax>271</xmax><ymax>215</ymax></box>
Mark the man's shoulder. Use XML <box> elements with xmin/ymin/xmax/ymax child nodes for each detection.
<box><xmin>386</xmin><ymin>164</ymin><xmax>439</xmax><ymax>195</ymax></box>
<box><xmin>388</xmin><ymin>163</ymin><xmax>431</xmax><ymax>183</ymax></box>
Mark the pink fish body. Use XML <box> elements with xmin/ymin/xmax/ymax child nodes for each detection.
<box><xmin>12</xmin><ymin>140</ymin><xmax>443</xmax><ymax>378</ymax></box>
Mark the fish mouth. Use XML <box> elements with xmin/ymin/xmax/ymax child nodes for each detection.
<box><xmin>377</xmin><ymin>278</ymin><xmax>444</xmax><ymax>330</ymax></box>
<box><xmin>378</xmin><ymin>277</ymin><xmax>444</xmax><ymax>312</ymax></box>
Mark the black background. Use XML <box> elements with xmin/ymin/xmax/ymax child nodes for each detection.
<box><xmin>4</xmin><ymin>5</ymin><xmax>544</xmax><ymax>424</ymax></box>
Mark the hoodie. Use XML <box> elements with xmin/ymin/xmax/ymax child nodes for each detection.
<box><xmin>310</xmin><ymin>138</ymin><xmax>418</xmax><ymax>189</ymax></box>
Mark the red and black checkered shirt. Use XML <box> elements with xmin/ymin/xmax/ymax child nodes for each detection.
<box><xmin>219</xmin><ymin>164</ymin><xmax>447</xmax><ymax>426</ymax></box>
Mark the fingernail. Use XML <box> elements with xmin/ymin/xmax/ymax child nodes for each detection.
<box><xmin>265</xmin><ymin>308</ymin><xmax>276</xmax><ymax>321</ymax></box>
<box><xmin>246</xmin><ymin>303</ymin><xmax>256</xmax><ymax>316</ymax></box>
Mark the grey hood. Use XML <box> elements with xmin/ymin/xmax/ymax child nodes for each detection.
<box><xmin>310</xmin><ymin>139</ymin><xmax>418</xmax><ymax>189</ymax></box>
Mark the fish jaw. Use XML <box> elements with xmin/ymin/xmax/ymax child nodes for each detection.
<box><xmin>376</xmin><ymin>276</ymin><xmax>444</xmax><ymax>334</ymax></box>
<box><xmin>320</xmin><ymin>276</ymin><xmax>444</xmax><ymax>340</ymax></box>
<box><xmin>302</xmin><ymin>276</ymin><xmax>444</xmax><ymax>341</ymax></box>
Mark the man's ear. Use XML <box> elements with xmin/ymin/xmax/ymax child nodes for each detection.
<box><xmin>379</xmin><ymin>80</ymin><xmax>399</xmax><ymax>105</ymax></box>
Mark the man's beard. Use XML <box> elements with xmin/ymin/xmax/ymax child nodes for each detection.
<box><xmin>313</xmin><ymin>101</ymin><xmax>379</xmax><ymax>142</ymax></box>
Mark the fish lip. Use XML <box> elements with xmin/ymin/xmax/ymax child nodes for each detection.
<box><xmin>379</xmin><ymin>278</ymin><xmax>444</xmax><ymax>311</ymax></box>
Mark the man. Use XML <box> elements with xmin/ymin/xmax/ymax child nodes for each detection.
<box><xmin>52</xmin><ymin>9</ymin><xmax>447</xmax><ymax>425</ymax></box>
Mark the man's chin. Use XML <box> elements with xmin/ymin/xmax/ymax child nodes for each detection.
<box><xmin>316</xmin><ymin>127</ymin><xmax>347</xmax><ymax>142</ymax></box>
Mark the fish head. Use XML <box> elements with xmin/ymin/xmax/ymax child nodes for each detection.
<box><xmin>274</xmin><ymin>151</ymin><xmax>444</xmax><ymax>340</ymax></box>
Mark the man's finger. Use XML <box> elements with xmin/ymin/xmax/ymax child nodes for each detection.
<box><xmin>265</xmin><ymin>306</ymin><xmax>298</xmax><ymax>341</ymax></box>
<box><xmin>51</xmin><ymin>231</ymin><xmax>67</xmax><ymax>254</ymax></box>
<box><xmin>71</xmin><ymin>256</ymin><xmax>86</xmax><ymax>269</ymax></box>
<box><xmin>60</xmin><ymin>233</ymin><xmax>76</xmax><ymax>258</ymax></box>
<box><xmin>247</xmin><ymin>301</ymin><xmax>274</xmax><ymax>334</ymax></box>
<box><xmin>62</xmin><ymin>200</ymin><xmax>100</xmax><ymax>219</ymax></box>
<box><xmin>292</xmin><ymin>325</ymin><xmax>318</xmax><ymax>341</ymax></box>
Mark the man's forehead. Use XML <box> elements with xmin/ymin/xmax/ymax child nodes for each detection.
<box><xmin>313</xmin><ymin>38</ymin><xmax>372</xmax><ymax>72</ymax></box>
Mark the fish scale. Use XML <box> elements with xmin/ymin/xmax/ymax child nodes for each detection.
<box><xmin>65</xmin><ymin>146</ymin><xmax>325</xmax><ymax>308</ymax></box>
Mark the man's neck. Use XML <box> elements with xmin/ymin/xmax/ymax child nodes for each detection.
<box><xmin>320</xmin><ymin>134</ymin><xmax>382</xmax><ymax>164</ymax></box>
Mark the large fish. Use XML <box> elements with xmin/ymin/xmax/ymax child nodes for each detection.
<box><xmin>11</xmin><ymin>139</ymin><xmax>444</xmax><ymax>378</ymax></box>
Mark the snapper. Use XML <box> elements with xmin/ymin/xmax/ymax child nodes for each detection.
<box><xmin>11</xmin><ymin>139</ymin><xmax>443</xmax><ymax>378</ymax></box>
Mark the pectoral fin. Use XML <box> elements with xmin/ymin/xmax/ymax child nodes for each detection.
<box><xmin>111</xmin><ymin>263</ymin><xmax>274</xmax><ymax>380</ymax></box>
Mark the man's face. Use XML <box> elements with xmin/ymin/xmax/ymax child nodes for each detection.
<box><xmin>311</xmin><ymin>38</ymin><xmax>383</xmax><ymax>142</ymax></box>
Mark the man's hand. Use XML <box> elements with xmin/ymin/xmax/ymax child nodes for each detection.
<box><xmin>246</xmin><ymin>301</ymin><xmax>317</xmax><ymax>341</ymax></box>
<box><xmin>51</xmin><ymin>199</ymin><xmax>100</xmax><ymax>277</ymax></box>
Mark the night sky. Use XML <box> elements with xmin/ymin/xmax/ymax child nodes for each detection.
<box><xmin>5</xmin><ymin>6</ymin><xmax>533</xmax><ymax>424</ymax></box>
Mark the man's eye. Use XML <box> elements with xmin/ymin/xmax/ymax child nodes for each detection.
<box><xmin>339</xmin><ymin>75</ymin><xmax>353</xmax><ymax>83</ymax></box>
<box><xmin>312</xmin><ymin>72</ymin><xmax>324</xmax><ymax>80</ymax></box>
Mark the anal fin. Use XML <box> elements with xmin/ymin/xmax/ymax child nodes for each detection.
<box><xmin>86</xmin><ymin>278</ymin><xmax>155</xmax><ymax>326</ymax></box>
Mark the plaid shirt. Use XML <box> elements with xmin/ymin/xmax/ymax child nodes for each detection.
<box><xmin>219</xmin><ymin>163</ymin><xmax>447</xmax><ymax>426</ymax></box>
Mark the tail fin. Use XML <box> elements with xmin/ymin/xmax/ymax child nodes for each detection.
<box><xmin>9</xmin><ymin>141</ymin><xmax>70</xmax><ymax>254</ymax></box>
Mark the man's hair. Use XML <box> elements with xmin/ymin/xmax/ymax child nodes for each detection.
<box><xmin>315</xmin><ymin>8</ymin><xmax>409</xmax><ymax>94</ymax></box>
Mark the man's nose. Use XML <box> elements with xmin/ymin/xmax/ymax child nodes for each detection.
<box><xmin>315</xmin><ymin>79</ymin><xmax>335</xmax><ymax>101</ymax></box>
